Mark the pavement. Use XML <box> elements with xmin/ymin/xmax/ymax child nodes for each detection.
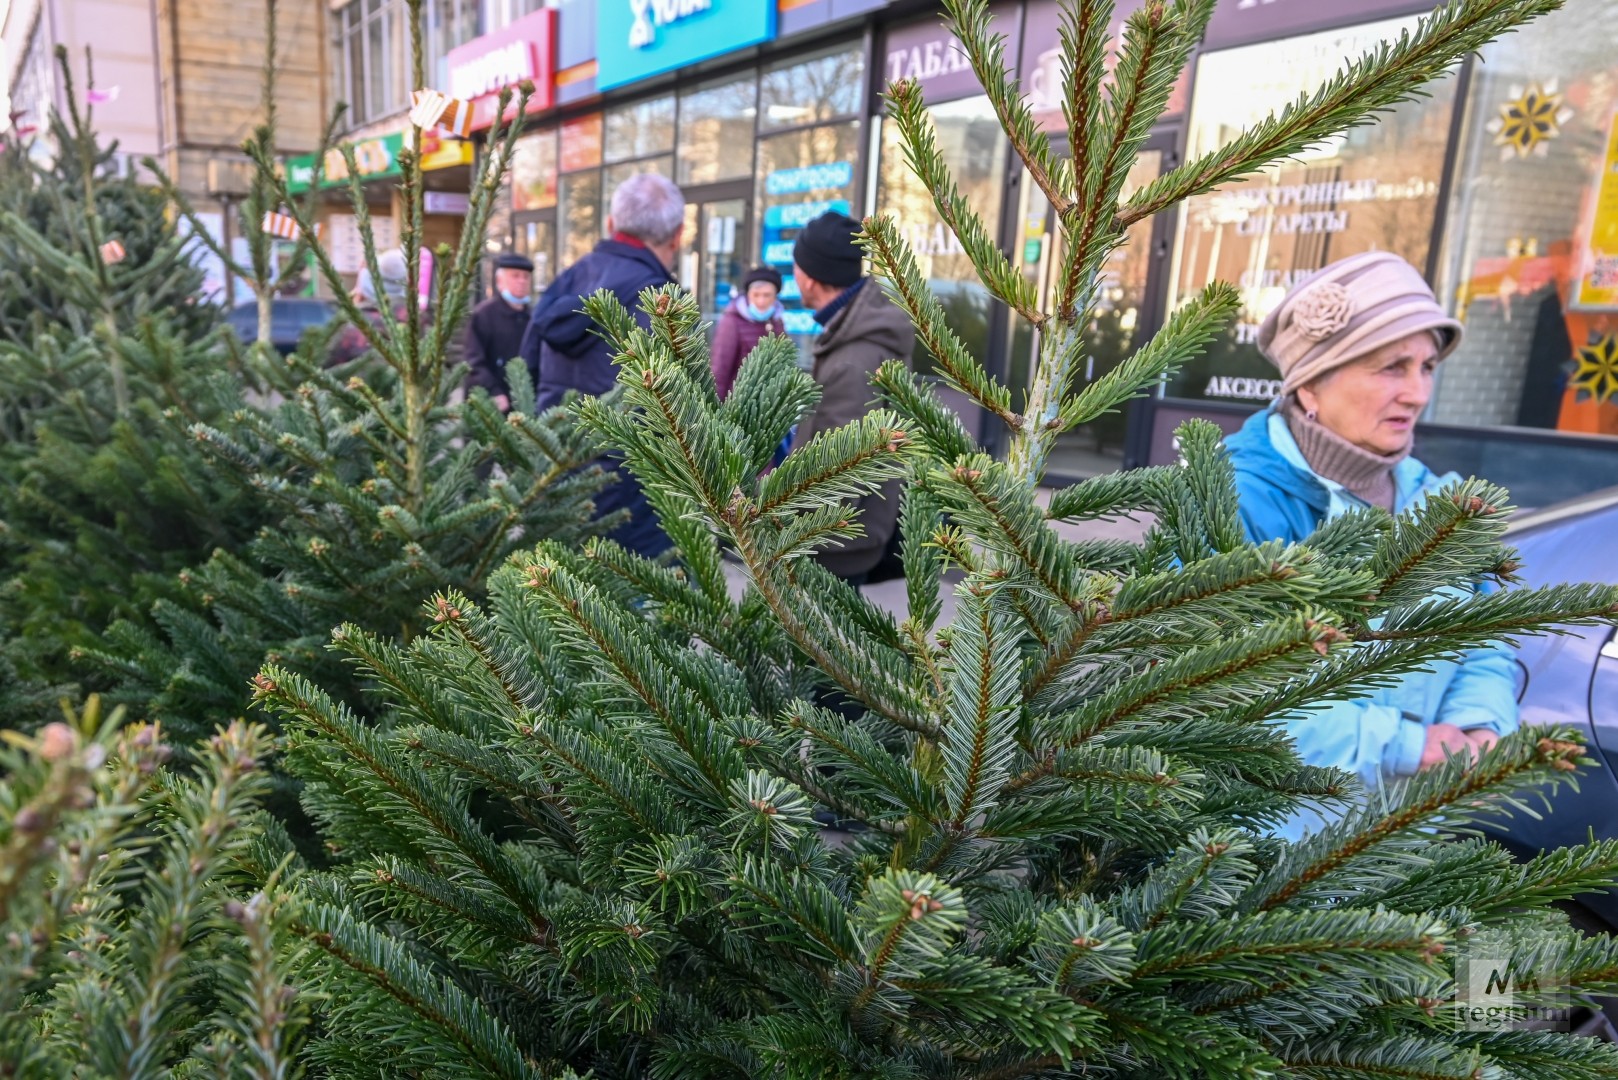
<box><xmin>722</xmin><ymin>487</ymin><xmax>1154</xmax><ymax>623</ymax></box>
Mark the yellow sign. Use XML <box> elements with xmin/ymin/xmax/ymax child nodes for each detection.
<box><xmin>420</xmin><ymin>133</ymin><xmax>474</xmax><ymax>172</ymax></box>
<box><xmin>1573</xmin><ymin>110</ymin><xmax>1618</xmax><ymax>311</ymax></box>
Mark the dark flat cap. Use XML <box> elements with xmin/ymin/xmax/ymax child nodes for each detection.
<box><xmin>494</xmin><ymin>252</ymin><xmax>534</xmax><ymax>272</ymax></box>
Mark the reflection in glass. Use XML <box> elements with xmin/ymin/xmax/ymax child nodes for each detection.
<box><xmin>756</xmin><ymin>123</ymin><xmax>862</xmax><ymax>344</ymax></box>
<box><xmin>1433</xmin><ymin>0</ymin><xmax>1618</xmax><ymax>440</ymax></box>
<box><xmin>512</xmin><ymin>129</ymin><xmax>558</xmax><ymax>211</ymax></box>
<box><xmin>1166</xmin><ymin>17</ymin><xmax>1457</xmax><ymax>402</ymax></box>
<box><xmin>679</xmin><ymin>76</ymin><xmax>757</xmax><ymax>185</ymax></box>
<box><xmin>559</xmin><ymin>171</ymin><xmax>602</xmax><ymax>267</ymax></box>
<box><xmin>603</xmin><ymin>158</ymin><xmax>676</xmax><ymax>215</ymax></box>
<box><xmin>760</xmin><ymin>46</ymin><xmax>864</xmax><ymax>131</ymax></box>
<box><xmin>1007</xmin><ymin>149</ymin><xmax>1163</xmax><ymax>478</ymax></box>
<box><xmin>605</xmin><ymin>96</ymin><xmax>676</xmax><ymax>162</ymax></box>
<box><xmin>514</xmin><ymin>217</ymin><xmax>556</xmax><ymax>290</ymax></box>
<box><xmin>878</xmin><ymin>97</ymin><xmax>1006</xmax><ymax>380</ymax></box>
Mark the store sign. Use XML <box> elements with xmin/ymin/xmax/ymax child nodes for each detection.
<box><xmin>596</xmin><ymin>1</ymin><xmax>775</xmax><ymax>92</ymax></box>
<box><xmin>446</xmin><ymin>9</ymin><xmax>556</xmax><ymax>132</ymax></box>
<box><xmin>284</xmin><ymin>130</ymin><xmax>471</xmax><ymax>194</ymax></box>
<box><xmin>1020</xmin><ymin>1</ymin><xmax>1189</xmax><ymax>121</ymax></box>
<box><xmin>883</xmin><ymin>4</ymin><xmax>1019</xmax><ymax>104</ymax></box>
<box><xmin>1201</xmin><ymin>0</ymin><xmax>1438</xmax><ymax>51</ymax></box>
<box><xmin>284</xmin><ymin>134</ymin><xmax>402</xmax><ymax>194</ymax></box>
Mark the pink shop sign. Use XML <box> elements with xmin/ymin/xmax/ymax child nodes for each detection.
<box><xmin>446</xmin><ymin>8</ymin><xmax>556</xmax><ymax>133</ymax></box>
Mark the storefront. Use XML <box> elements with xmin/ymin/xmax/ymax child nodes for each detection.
<box><xmin>1142</xmin><ymin>0</ymin><xmax>1618</xmax><ymax>506</ymax></box>
<box><xmin>476</xmin><ymin>0</ymin><xmax>1618</xmax><ymax>506</ymax></box>
<box><xmin>283</xmin><ymin>127</ymin><xmax>475</xmax><ymax>296</ymax></box>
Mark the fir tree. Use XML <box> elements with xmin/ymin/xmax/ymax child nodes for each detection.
<box><xmin>0</xmin><ymin>62</ymin><xmax>267</xmax><ymax>719</ymax></box>
<box><xmin>78</xmin><ymin>2</ymin><xmax>608</xmax><ymax>739</ymax></box>
<box><xmin>0</xmin><ymin>698</ymin><xmax>309</xmax><ymax>1076</ymax></box>
<box><xmin>249</xmin><ymin>0</ymin><xmax>1618</xmax><ymax>1076</ymax></box>
<box><xmin>1</xmin><ymin>9</ymin><xmax>604</xmax><ymax>740</ymax></box>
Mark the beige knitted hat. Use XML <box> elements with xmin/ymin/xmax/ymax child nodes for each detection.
<box><xmin>1257</xmin><ymin>251</ymin><xmax>1462</xmax><ymax>395</ymax></box>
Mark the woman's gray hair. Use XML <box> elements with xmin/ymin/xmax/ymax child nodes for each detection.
<box><xmin>609</xmin><ymin>173</ymin><xmax>685</xmax><ymax>246</ymax></box>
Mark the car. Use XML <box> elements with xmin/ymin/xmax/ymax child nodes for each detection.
<box><xmin>1480</xmin><ymin>484</ymin><xmax>1618</xmax><ymax>1034</ymax></box>
<box><xmin>226</xmin><ymin>298</ymin><xmax>337</xmax><ymax>355</ymax></box>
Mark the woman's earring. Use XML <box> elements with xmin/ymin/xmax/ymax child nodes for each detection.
<box><xmin>1305</xmin><ymin>408</ymin><xmax>1319</xmax><ymax>422</ymax></box>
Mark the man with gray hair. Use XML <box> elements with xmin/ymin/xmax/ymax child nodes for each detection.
<box><xmin>519</xmin><ymin>171</ymin><xmax>686</xmax><ymax>558</ymax></box>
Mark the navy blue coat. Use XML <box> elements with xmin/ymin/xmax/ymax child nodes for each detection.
<box><xmin>519</xmin><ymin>238</ymin><xmax>675</xmax><ymax>560</ymax></box>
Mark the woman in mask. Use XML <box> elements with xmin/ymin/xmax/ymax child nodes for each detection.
<box><xmin>711</xmin><ymin>265</ymin><xmax>787</xmax><ymax>400</ymax></box>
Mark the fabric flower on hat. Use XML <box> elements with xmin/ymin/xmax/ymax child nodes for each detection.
<box><xmin>1290</xmin><ymin>281</ymin><xmax>1355</xmax><ymax>342</ymax></box>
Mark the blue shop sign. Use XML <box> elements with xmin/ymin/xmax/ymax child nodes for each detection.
<box><xmin>596</xmin><ymin>0</ymin><xmax>776</xmax><ymax>92</ymax></box>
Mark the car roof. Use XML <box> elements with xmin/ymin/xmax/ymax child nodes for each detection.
<box><xmin>1507</xmin><ymin>484</ymin><xmax>1618</xmax><ymax>537</ymax></box>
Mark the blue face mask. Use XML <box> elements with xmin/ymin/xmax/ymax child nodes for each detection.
<box><xmin>745</xmin><ymin>302</ymin><xmax>776</xmax><ymax>322</ymax></box>
<box><xmin>501</xmin><ymin>288</ymin><xmax>529</xmax><ymax>307</ymax></box>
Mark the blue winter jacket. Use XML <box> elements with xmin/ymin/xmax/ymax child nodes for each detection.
<box><xmin>518</xmin><ymin>238</ymin><xmax>675</xmax><ymax>560</ymax></box>
<box><xmin>1224</xmin><ymin>404</ymin><xmax>1519</xmax><ymax>840</ymax></box>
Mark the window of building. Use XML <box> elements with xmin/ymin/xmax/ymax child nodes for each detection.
<box><xmin>559</xmin><ymin>172</ymin><xmax>603</xmax><ymax>267</ymax></box>
<box><xmin>760</xmin><ymin>45</ymin><xmax>864</xmax><ymax>131</ymax></box>
<box><xmin>678</xmin><ymin>75</ymin><xmax>758</xmax><ymax>186</ymax></box>
<box><xmin>604</xmin><ymin>95</ymin><xmax>676</xmax><ymax>163</ymax></box>
<box><xmin>1433</xmin><ymin>0</ymin><xmax>1618</xmax><ymax>442</ymax></box>
<box><xmin>878</xmin><ymin>96</ymin><xmax>1008</xmax><ymax>379</ymax></box>
<box><xmin>1163</xmin><ymin>16</ymin><xmax>1460</xmax><ymax>404</ymax></box>
<box><xmin>336</xmin><ymin>0</ymin><xmax>477</xmax><ymax>127</ymax></box>
<box><xmin>756</xmin><ymin>121</ymin><xmax>864</xmax><ymax>336</ymax></box>
<box><xmin>558</xmin><ymin>114</ymin><xmax>604</xmax><ymax>266</ymax></box>
<box><xmin>512</xmin><ymin>128</ymin><xmax>558</xmax><ymax>211</ymax></box>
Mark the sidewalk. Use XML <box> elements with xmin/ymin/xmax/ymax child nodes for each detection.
<box><xmin>721</xmin><ymin>488</ymin><xmax>1153</xmax><ymax>624</ymax></box>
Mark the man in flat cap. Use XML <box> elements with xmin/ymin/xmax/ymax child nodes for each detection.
<box><xmin>463</xmin><ymin>251</ymin><xmax>535</xmax><ymax>412</ymax></box>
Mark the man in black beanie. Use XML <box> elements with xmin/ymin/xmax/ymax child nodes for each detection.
<box><xmin>790</xmin><ymin>210</ymin><xmax>915</xmax><ymax>584</ymax></box>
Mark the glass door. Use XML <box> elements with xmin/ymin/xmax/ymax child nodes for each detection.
<box><xmin>511</xmin><ymin>212</ymin><xmax>557</xmax><ymax>291</ymax></box>
<box><xmin>1007</xmin><ymin>133</ymin><xmax>1178</xmax><ymax>480</ymax></box>
<box><xmin>678</xmin><ymin>181</ymin><xmax>753</xmax><ymax>329</ymax></box>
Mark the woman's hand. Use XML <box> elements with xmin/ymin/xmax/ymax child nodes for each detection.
<box><xmin>1463</xmin><ymin>728</ymin><xmax>1501</xmax><ymax>755</ymax></box>
<box><xmin>1419</xmin><ymin>723</ymin><xmax>1478</xmax><ymax>770</ymax></box>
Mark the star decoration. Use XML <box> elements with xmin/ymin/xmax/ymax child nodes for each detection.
<box><xmin>1486</xmin><ymin>81</ymin><xmax>1575</xmax><ymax>160</ymax></box>
<box><xmin>1570</xmin><ymin>334</ymin><xmax>1618</xmax><ymax>403</ymax></box>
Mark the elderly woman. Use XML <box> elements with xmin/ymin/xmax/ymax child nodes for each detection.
<box><xmin>1222</xmin><ymin>251</ymin><xmax>1518</xmax><ymax>837</ymax></box>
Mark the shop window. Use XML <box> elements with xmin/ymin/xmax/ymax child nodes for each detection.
<box><xmin>678</xmin><ymin>75</ymin><xmax>758</xmax><ymax>186</ymax></box>
<box><xmin>877</xmin><ymin>97</ymin><xmax>1007</xmax><ymax>379</ymax></box>
<box><xmin>1164</xmin><ymin>16</ymin><xmax>1459</xmax><ymax>404</ymax></box>
<box><xmin>1434</xmin><ymin>0</ymin><xmax>1618</xmax><ymax>440</ymax></box>
<box><xmin>512</xmin><ymin>128</ymin><xmax>558</xmax><ymax>211</ymax></box>
<box><xmin>559</xmin><ymin>171</ymin><xmax>602</xmax><ymax>267</ymax></box>
<box><xmin>560</xmin><ymin>114</ymin><xmax>602</xmax><ymax>173</ymax></box>
<box><xmin>605</xmin><ymin>95</ymin><xmax>676</xmax><ymax>163</ymax></box>
<box><xmin>604</xmin><ymin>158</ymin><xmax>676</xmax><ymax>205</ymax></box>
<box><xmin>760</xmin><ymin>45</ymin><xmax>864</xmax><ymax>132</ymax></box>
<box><xmin>756</xmin><ymin>122</ymin><xmax>863</xmax><ymax>337</ymax></box>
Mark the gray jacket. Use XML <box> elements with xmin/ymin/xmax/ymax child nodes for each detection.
<box><xmin>795</xmin><ymin>280</ymin><xmax>916</xmax><ymax>579</ymax></box>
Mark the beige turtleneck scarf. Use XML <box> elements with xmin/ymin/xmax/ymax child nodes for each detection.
<box><xmin>1282</xmin><ymin>397</ymin><xmax>1409</xmax><ymax>512</ymax></box>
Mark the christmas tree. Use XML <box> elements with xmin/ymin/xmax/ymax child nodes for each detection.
<box><xmin>80</xmin><ymin>5</ymin><xmax>608</xmax><ymax>739</ymax></box>
<box><xmin>0</xmin><ymin>58</ymin><xmax>268</xmax><ymax>720</ymax></box>
<box><xmin>0</xmin><ymin>698</ymin><xmax>308</xmax><ymax>1075</ymax></box>
<box><xmin>249</xmin><ymin>0</ymin><xmax>1618</xmax><ymax>1076</ymax></box>
<box><xmin>0</xmin><ymin>12</ymin><xmax>604</xmax><ymax>741</ymax></box>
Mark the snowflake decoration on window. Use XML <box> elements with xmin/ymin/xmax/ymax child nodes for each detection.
<box><xmin>1487</xmin><ymin>81</ymin><xmax>1575</xmax><ymax>160</ymax></box>
<box><xmin>1570</xmin><ymin>333</ymin><xmax>1618</xmax><ymax>403</ymax></box>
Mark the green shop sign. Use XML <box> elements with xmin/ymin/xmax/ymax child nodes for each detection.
<box><xmin>283</xmin><ymin>133</ymin><xmax>403</xmax><ymax>194</ymax></box>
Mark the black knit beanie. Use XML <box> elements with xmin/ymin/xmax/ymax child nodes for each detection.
<box><xmin>741</xmin><ymin>264</ymin><xmax>783</xmax><ymax>292</ymax></box>
<box><xmin>791</xmin><ymin>211</ymin><xmax>863</xmax><ymax>288</ymax></box>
